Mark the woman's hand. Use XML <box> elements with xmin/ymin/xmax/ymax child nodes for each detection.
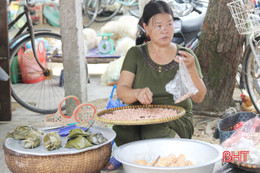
<box><xmin>117</xmin><ymin>71</ymin><xmax>154</xmax><ymax>104</ymax></box>
<box><xmin>135</xmin><ymin>87</ymin><xmax>153</xmax><ymax>105</ymax></box>
<box><xmin>174</xmin><ymin>50</ymin><xmax>196</xmax><ymax>71</ymax></box>
<box><xmin>174</xmin><ymin>50</ymin><xmax>207</xmax><ymax>103</ymax></box>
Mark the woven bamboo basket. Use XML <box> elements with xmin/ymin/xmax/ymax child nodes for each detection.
<box><xmin>44</xmin><ymin>95</ymin><xmax>97</xmax><ymax>127</ymax></box>
<box><xmin>3</xmin><ymin>143</ymin><xmax>111</xmax><ymax>173</ymax></box>
<box><xmin>231</xmin><ymin>162</ymin><xmax>260</xmax><ymax>172</ymax></box>
<box><xmin>95</xmin><ymin>104</ymin><xmax>185</xmax><ymax>125</ymax></box>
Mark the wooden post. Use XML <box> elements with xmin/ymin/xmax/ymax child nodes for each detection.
<box><xmin>0</xmin><ymin>0</ymin><xmax>11</xmax><ymax>121</ymax></box>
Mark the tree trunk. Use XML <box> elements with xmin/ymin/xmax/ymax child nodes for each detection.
<box><xmin>193</xmin><ymin>0</ymin><xmax>245</xmax><ymax>112</ymax></box>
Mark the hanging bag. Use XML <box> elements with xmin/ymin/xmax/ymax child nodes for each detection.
<box><xmin>106</xmin><ymin>85</ymin><xmax>127</xmax><ymax>109</ymax></box>
<box><xmin>18</xmin><ymin>40</ymin><xmax>46</xmax><ymax>83</ymax></box>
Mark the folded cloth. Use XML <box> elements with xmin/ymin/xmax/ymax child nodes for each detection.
<box><xmin>49</xmin><ymin>125</ymin><xmax>87</xmax><ymax>137</ymax></box>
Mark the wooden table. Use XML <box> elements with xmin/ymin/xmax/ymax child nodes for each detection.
<box><xmin>51</xmin><ymin>47</ymin><xmax>121</xmax><ymax>64</ymax></box>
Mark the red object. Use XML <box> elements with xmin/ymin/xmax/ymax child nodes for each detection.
<box><xmin>234</xmin><ymin>121</ymin><xmax>245</xmax><ymax>130</ymax></box>
<box><xmin>18</xmin><ymin>41</ymin><xmax>46</xmax><ymax>84</ymax></box>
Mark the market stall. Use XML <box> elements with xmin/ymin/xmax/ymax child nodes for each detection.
<box><xmin>3</xmin><ymin>98</ymin><xmax>260</xmax><ymax>172</ymax></box>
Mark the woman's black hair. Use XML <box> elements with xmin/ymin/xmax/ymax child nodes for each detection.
<box><xmin>136</xmin><ymin>0</ymin><xmax>174</xmax><ymax>45</ymax></box>
<box><xmin>142</xmin><ymin>0</ymin><xmax>174</xmax><ymax>25</ymax></box>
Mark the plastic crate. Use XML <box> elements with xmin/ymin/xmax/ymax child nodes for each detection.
<box><xmin>214</xmin><ymin>112</ymin><xmax>256</xmax><ymax>143</ymax></box>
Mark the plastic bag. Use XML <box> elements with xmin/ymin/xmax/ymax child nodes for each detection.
<box><xmin>106</xmin><ymin>85</ymin><xmax>127</xmax><ymax>109</ymax></box>
<box><xmin>18</xmin><ymin>40</ymin><xmax>46</xmax><ymax>84</ymax></box>
<box><xmin>165</xmin><ymin>57</ymin><xmax>198</xmax><ymax>103</ymax></box>
<box><xmin>101</xmin><ymin>55</ymin><xmax>125</xmax><ymax>86</ymax></box>
<box><xmin>43</xmin><ymin>4</ymin><xmax>60</xmax><ymax>27</ymax></box>
<box><xmin>221</xmin><ymin>116</ymin><xmax>260</xmax><ymax>164</ymax></box>
<box><xmin>168</xmin><ymin>0</ymin><xmax>193</xmax><ymax>17</ymax></box>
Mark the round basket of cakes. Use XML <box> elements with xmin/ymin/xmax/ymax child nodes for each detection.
<box><xmin>3</xmin><ymin>125</ymin><xmax>116</xmax><ymax>173</ymax></box>
<box><xmin>94</xmin><ymin>104</ymin><xmax>185</xmax><ymax>125</ymax></box>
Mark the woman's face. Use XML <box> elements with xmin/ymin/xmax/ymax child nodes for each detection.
<box><xmin>144</xmin><ymin>13</ymin><xmax>174</xmax><ymax>46</ymax></box>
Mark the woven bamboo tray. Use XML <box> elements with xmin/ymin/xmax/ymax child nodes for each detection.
<box><xmin>3</xmin><ymin>126</ymin><xmax>115</xmax><ymax>173</ymax></box>
<box><xmin>95</xmin><ymin>104</ymin><xmax>185</xmax><ymax>125</ymax></box>
<box><xmin>231</xmin><ymin>162</ymin><xmax>260</xmax><ymax>172</ymax></box>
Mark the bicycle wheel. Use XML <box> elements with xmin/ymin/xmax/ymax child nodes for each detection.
<box><xmin>82</xmin><ymin>0</ymin><xmax>100</xmax><ymax>28</ymax></box>
<box><xmin>126</xmin><ymin>3</ymin><xmax>140</xmax><ymax>18</ymax></box>
<box><xmin>244</xmin><ymin>36</ymin><xmax>260</xmax><ymax>113</ymax></box>
<box><xmin>128</xmin><ymin>7</ymin><xmax>139</xmax><ymax>18</ymax></box>
<box><xmin>87</xmin><ymin>0</ymin><xmax>123</xmax><ymax>23</ymax></box>
<box><xmin>10</xmin><ymin>32</ymin><xmax>64</xmax><ymax>114</ymax></box>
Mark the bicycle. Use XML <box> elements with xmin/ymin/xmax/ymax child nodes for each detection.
<box><xmin>82</xmin><ymin>0</ymin><xmax>139</xmax><ymax>28</ymax></box>
<box><xmin>8</xmin><ymin>0</ymin><xmax>64</xmax><ymax>114</ymax></box>
<box><xmin>227</xmin><ymin>0</ymin><xmax>260</xmax><ymax>113</ymax></box>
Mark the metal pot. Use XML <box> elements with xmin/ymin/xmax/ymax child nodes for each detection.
<box><xmin>114</xmin><ymin>138</ymin><xmax>222</xmax><ymax>173</ymax></box>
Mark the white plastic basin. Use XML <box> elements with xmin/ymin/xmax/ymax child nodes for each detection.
<box><xmin>114</xmin><ymin>138</ymin><xmax>222</xmax><ymax>173</ymax></box>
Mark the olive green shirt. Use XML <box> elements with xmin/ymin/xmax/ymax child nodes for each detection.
<box><xmin>113</xmin><ymin>43</ymin><xmax>203</xmax><ymax>144</ymax></box>
<box><xmin>121</xmin><ymin>42</ymin><xmax>203</xmax><ymax>113</ymax></box>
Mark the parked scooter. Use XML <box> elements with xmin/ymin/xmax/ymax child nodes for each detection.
<box><xmin>136</xmin><ymin>0</ymin><xmax>208</xmax><ymax>51</ymax></box>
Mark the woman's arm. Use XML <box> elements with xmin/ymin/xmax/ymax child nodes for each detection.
<box><xmin>188</xmin><ymin>68</ymin><xmax>207</xmax><ymax>103</ymax></box>
<box><xmin>116</xmin><ymin>71</ymin><xmax>153</xmax><ymax>105</ymax></box>
<box><xmin>175</xmin><ymin>50</ymin><xmax>207</xmax><ymax>103</ymax></box>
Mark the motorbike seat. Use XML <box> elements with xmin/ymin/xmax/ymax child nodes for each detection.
<box><xmin>180</xmin><ymin>6</ymin><xmax>207</xmax><ymax>33</ymax></box>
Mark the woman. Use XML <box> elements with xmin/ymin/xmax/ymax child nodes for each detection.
<box><xmin>105</xmin><ymin>0</ymin><xmax>206</xmax><ymax>170</ymax></box>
